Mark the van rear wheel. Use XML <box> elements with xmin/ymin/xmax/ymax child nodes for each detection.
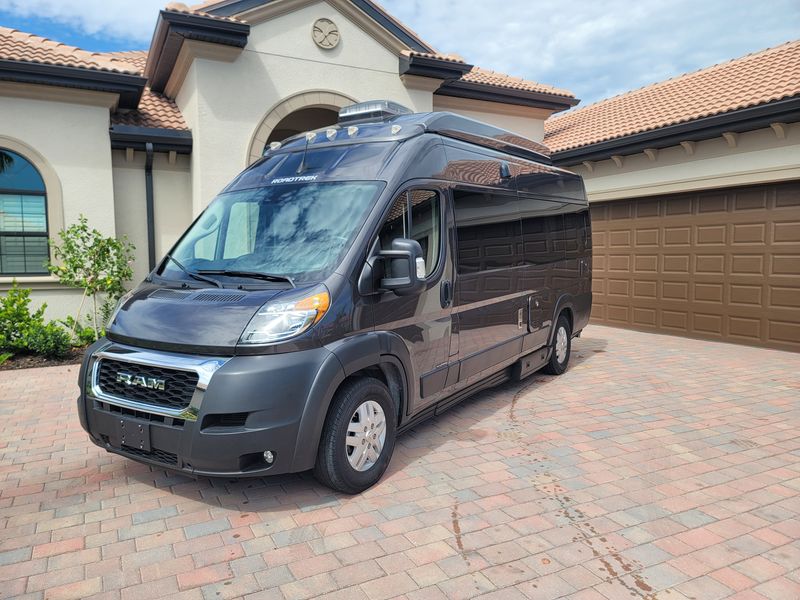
<box><xmin>314</xmin><ymin>377</ymin><xmax>396</xmax><ymax>494</ymax></box>
<box><xmin>544</xmin><ymin>314</ymin><xmax>571</xmax><ymax>375</ymax></box>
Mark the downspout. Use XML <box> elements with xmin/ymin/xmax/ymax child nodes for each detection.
<box><xmin>144</xmin><ymin>142</ymin><xmax>156</xmax><ymax>270</ymax></box>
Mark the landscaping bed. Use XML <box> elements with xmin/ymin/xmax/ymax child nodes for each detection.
<box><xmin>0</xmin><ymin>347</ymin><xmax>85</xmax><ymax>371</ymax></box>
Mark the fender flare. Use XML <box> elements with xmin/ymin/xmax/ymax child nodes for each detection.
<box><xmin>289</xmin><ymin>332</ymin><xmax>413</xmax><ymax>472</ymax></box>
<box><xmin>547</xmin><ymin>294</ymin><xmax>576</xmax><ymax>346</ymax></box>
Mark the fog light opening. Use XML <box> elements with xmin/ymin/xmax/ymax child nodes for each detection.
<box><xmin>263</xmin><ymin>450</ymin><xmax>275</xmax><ymax>465</ymax></box>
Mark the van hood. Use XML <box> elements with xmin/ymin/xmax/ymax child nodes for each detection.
<box><xmin>106</xmin><ymin>282</ymin><xmax>289</xmax><ymax>354</ymax></box>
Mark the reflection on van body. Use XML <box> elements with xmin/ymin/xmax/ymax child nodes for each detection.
<box><xmin>77</xmin><ymin>104</ymin><xmax>591</xmax><ymax>494</ymax></box>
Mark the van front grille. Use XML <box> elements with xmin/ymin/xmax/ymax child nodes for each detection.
<box><xmin>96</xmin><ymin>358</ymin><xmax>198</xmax><ymax>410</ymax></box>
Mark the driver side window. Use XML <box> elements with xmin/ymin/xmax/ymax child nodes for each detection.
<box><xmin>378</xmin><ymin>189</ymin><xmax>441</xmax><ymax>277</ymax></box>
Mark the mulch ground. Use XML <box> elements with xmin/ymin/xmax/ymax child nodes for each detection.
<box><xmin>0</xmin><ymin>346</ymin><xmax>85</xmax><ymax>371</ymax></box>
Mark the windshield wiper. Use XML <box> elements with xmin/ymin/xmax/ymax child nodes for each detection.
<box><xmin>197</xmin><ymin>270</ymin><xmax>295</xmax><ymax>288</ymax></box>
<box><xmin>164</xmin><ymin>255</ymin><xmax>223</xmax><ymax>288</ymax></box>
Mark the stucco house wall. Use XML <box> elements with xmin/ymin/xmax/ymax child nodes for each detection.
<box><xmin>0</xmin><ymin>83</ymin><xmax>119</xmax><ymax>319</ymax></box>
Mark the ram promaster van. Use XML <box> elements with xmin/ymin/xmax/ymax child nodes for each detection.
<box><xmin>77</xmin><ymin>101</ymin><xmax>591</xmax><ymax>493</ymax></box>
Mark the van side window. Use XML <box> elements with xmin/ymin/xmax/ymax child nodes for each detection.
<box><xmin>520</xmin><ymin>197</ymin><xmax>565</xmax><ymax>266</ymax></box>
<box><xmin>453</xmin><ymin>190</ymin><xmax>519</xmax><ymax>273</ymax></box>
<box><xmin>378</xmin><ymin>190</ymin><xmax>441</xmax><ymax>277</ymax></box>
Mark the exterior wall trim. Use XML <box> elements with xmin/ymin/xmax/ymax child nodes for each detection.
<box><xmin>0</xmin><ymin>135</ymin><xmax>65</xmax><ymax>285</ymax></box>
<box><xmin>245</xmin><ymin>89</ymin><xmax>358</xmax><ymax>165</ymax></box>
<box><xmin>552</xmin><ymin>96</ymin><xmax>800</xmax><ymax>165</ymax></box>
<box><xmin>0</xmin><ymin>59</ymin><xmax>145</xmax><ymax>109</ymax></box>
<box><xmin>109</xmin><ymin>125</ymin><xmax>193</xmax><ymax>154</ymax></box>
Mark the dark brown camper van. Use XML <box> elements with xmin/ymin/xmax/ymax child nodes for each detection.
<box><xmin>77</xmin><ymin>101</ymin><xmax>591</xmax><ymax>493</ymax></box>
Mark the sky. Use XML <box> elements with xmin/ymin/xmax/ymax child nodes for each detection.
<box><xmin>1</xmin><ymin>0</ymin><xmax>798</xmax><ymax>106</ymax></box>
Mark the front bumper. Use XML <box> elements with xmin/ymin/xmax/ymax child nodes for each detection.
<box><xmin>77</xmin><ymin>340</ymin><xmax>336</xmax><ymax>477</ymax></box>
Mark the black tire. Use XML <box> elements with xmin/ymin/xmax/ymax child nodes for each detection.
<box><xmin>313</xmin><ymin>377</ymin><xmax>397</xmax><ymax>494</ymax></box>
<box><xmin>543</xmin><ymin>314</ymin><xmax>572</xmax><ymax>375</ymax></box>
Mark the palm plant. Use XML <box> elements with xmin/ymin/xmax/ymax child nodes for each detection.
<box><xmin>0</xmin><ymin>150</ymin><xmax>13</xmax><ymax>175</ymax></box>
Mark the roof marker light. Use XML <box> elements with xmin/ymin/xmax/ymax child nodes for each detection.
<box><xmin>347</xmin><ymin>126</ymin><xmax>359</xmax><ymax>137</ymax></box>
<box><xmin>391</xmin><ymin>124</ymin><xmax>402</xmax><ymax>135</ymax></box>
<box><xmin>305</xmin><ymin>132</ymin><xmax>316</xmax><ymax>142</ymax></box>
<box><xmin>269</xmin><ymin>141</ymin><xmax>282</xmax><ymax>151</ymax></box>
<box><xmin>326</xmin><ymin>128</ymin><xmax>337</xmax><ymax>141</ymax></box>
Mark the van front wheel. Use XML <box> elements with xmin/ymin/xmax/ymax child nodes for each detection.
<box><xmin>314</xmin><ymin>377</ymin><xmax>396</xmax><ymax>494</ymax></box>
<box><xmin>544</xmin><ymin>314</ymin><xmax>572</xmax><ymax>375</ymax></box>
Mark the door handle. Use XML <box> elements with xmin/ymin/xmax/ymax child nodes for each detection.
<box><xmin>440</xmin><ymin>280</ymin><xmax>452</xmax><ymax>308</ymax></box>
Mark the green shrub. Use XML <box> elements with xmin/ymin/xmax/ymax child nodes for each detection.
<box><xmin>0</xmin><ymin>283</ymin><xmax>46</xmax><ymax>352</ymax></box>
<box><xmin>26</xmin><ymin>322</ymin><xmax>70</xmax><ymax>359</ymax></box>
<box><xmin>0</xmin><ymin>352</ymin><xmax>11</xmax><ymax>365</ymax></box>
<box><xmin>0</xmin><ymin>281</ymin><xmax>70</xmax><ymax>359</ymax></box>
<box><xmin>60</xmin><ymin>316</ymin><xmax>99</xmax><ymax>347</ymax></box>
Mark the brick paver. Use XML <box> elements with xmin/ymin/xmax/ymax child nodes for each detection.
<box><xmin>1</xmin><ymin>325</ymin><xmax>799</xmax><ymax>599</ymax></box>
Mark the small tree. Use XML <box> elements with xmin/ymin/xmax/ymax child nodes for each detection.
<box><xmin>49</xmin><ymin>215</ymin><xmax>135</xmax><ymax>341</ymax></box>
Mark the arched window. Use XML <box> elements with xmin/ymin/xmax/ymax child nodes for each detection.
<box><xmin>0</xmin><ymin>148</ymin><xmax>49</xmax><ymax>275</ymax></box>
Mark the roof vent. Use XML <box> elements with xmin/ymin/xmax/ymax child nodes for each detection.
<box><xmin>338</xmin><ymin>100</ymin><xmax>413</xmax><ymax>125</ymax></box>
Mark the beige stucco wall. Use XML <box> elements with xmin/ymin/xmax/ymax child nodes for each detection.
<box><xmin>433</xmin><ymin>94</ymin><xmax>550</xmax><ymax>142</ymax></box>
<box><xmin>175</xmin><ymin>0</ymin><xmax>444</xmax><ymax>212</ymax></box>
<box><xmin>0</xmin><ymin>83</ymin><xmax>118</xmax><ymax>321</ymax></box>
<box><xmin>111</xmin><ymin>150</ymin><xmax>193</xmax><ymax>285</ymax></box>
<box><xmin>571</xmin><ymin>124</ymin><xmax>800</xmax><ymax>202</ymax></box>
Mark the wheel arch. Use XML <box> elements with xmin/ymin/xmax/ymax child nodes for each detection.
<box><xmin>290</xmin><ymin>332</ymin><xmax>412</xmax><ymax>472</ymax></box>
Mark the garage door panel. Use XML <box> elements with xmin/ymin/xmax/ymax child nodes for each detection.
<box><xmin>589</xmin><ymin>181</ymin><xmax>800</xmax><ymax>351</ymax></box>
<box><xmin>697</xmin><ymin>225</ymin><xmax>726</xmax><ymax>245</ymax></box>
<box><xmin>729</xmin><ymin>284</ymin><xmax>764</xmax><ymax>306</ymax></box>
<box><xmin>772</xmin><ymin>221</ymin><xmax>800</xmax><ymax>243</ymax></box>
<box><xmin>770</xmin><ymin>286</ymin><xmax>800</xmax><ymax>308</ymax></box>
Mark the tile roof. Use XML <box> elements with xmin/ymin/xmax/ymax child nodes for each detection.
<box><xmin>0</xmin><ymin>26</ymin><xmax>140</xmax><ymax>74</ymax></box>
<box><xmin>544</xmin><ymin>40</ymin><xmax>800</xmax><ymax>153</ymax></box>
<box><xmin>111</xmin><ymin>88</ymin><xmax>189</xmax><ymax>131</ymax></box>
<box><xmin>164</xmin><ymin>2</ymin><xmax>248</xmax><ymax>23</ymax></box>
<box><xmin>401</xmin><ymin>50</ymin><xmax>575</xmax><ymax>99</ymax></box>
<box><xmin>99</xmin><ymin>50</ymin><xmax>148</xmax><ymax>74</ymax></box>
<box><xmin>460</xmin><ymin>66</ymin><xmax>575</xmax><ymax>99</ymax></box>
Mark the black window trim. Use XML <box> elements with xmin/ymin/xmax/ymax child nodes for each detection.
<box><xmin>375</xmin><ymin>185</ymin><xmax>447</xmax><ymax>284</ymax></box>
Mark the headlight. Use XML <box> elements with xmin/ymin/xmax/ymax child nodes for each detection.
<box><xmin>239</xmin><ymin>285</ymin><xmax>330</xmax><ymax>344</ymax></box>
<box><xmin>106</xmin><ymin>290</ymin><xmax>134</xmax><ymax>328</ymax></box>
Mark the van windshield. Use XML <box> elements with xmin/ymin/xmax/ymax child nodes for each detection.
<box><xmin>163</xmin><ymin>181</ymin><xmax>385</xmax><ymax>284</ymax></box>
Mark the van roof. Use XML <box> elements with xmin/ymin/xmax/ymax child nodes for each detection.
<box><xmin>273</xmin><ymin>111</ymin><xmax>552</xmax><ymax>165</ymax></box>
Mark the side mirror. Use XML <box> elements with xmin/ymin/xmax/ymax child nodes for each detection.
<box><xmin>379</xmin><ymin>238</ymin><xmax>426</xmax><ymax>296</ymax></box>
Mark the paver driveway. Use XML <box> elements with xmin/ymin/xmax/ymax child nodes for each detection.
<box><xmin>1</xmin><ymin>325</ymin><xmax>799</xmax><ymax>600</ymax></box>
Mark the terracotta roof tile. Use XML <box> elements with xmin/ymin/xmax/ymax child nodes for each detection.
<box><xmin>99</xmin><ymin>50</ymin><xmax>148</xmax><ymax>74</ymax></box>
<box><xmin>544</xmin><ymin>40</ymin><xmax>800</xmax><ymax>153</ymax></box>
<box><xmin>401</xmin><ymin>49</ymin><xmax>466</xmax><ymax>64</ymax></box>
<box><xmin>401</xmin><ymin>50</ymin><xmax>575</xmax><ymax>99</ymax></box>
<box><xmin>0</xmin><ymin>26</ymin><xmax>140</xmax><ymax>74</ymax></box>
<box><xmin>111</xmin><ymin>88</ymin><xmax>188</xmax><ymax>131</ymax></box>
<box><xmin>164</xmin><ymin>2</ymin><xmax>248</xmax><ymax>23</ymax></box>
<box><xmin>460</xmin><ymin>66</ymin><xmax>575</xmax><ymax>99</ymax></box>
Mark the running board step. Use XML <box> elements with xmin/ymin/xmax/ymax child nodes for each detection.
<box><xmin>512</xmin><ymin>347</ymin><xmax>549</xmax><ymax>381</ymax></box>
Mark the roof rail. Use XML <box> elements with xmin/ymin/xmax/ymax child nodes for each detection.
<box><xmin>420</xmin><ymin>113</ymin><xmax>552</xmax><ymax>164</ymax></box>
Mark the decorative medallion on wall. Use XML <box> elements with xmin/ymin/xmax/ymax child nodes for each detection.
<box><xmin>312</xmin><ymin>18</ymin><xmax>340</xmax><ymax>49</ymax></box>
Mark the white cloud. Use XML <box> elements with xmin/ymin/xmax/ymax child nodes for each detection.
<box><xmin>381</xmin><ymin>0</ymin><xmax>800</xmax><ymax>104</ymax></box>
<box><xmin>3</xmin><ymin>0</ymin><xmax>165</xmax><ymax>44</ymax></box>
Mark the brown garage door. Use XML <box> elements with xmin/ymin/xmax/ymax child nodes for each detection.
<box><xmin>590</xmin><ymin>181</ymin><xmax>800</xmax><ymax>351</ymax></box>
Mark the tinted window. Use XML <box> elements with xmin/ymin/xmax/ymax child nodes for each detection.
<box><xmin>520</xmin><ymin>197</ymin><xmax>566</xmax><ymax>266</ymax></box>
<box><xmin>563</xmin><ymin>207</ymin><xmax>590</xmax><ymax>260</ymax></box>
<box><xmin>453</xmin><ymin>190</ymin><xmax>520</xmax><ymax>274</ymax></box>
<box><xmin>378</xmin><ymin>189</ymin><xmax>441</xmax><ymax>277</ymax></box>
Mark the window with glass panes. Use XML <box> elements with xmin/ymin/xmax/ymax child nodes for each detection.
<box><xmin>0</xmin><ymin>149</ymin><xmax>49</xmax><ymax>274</ymax></box>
